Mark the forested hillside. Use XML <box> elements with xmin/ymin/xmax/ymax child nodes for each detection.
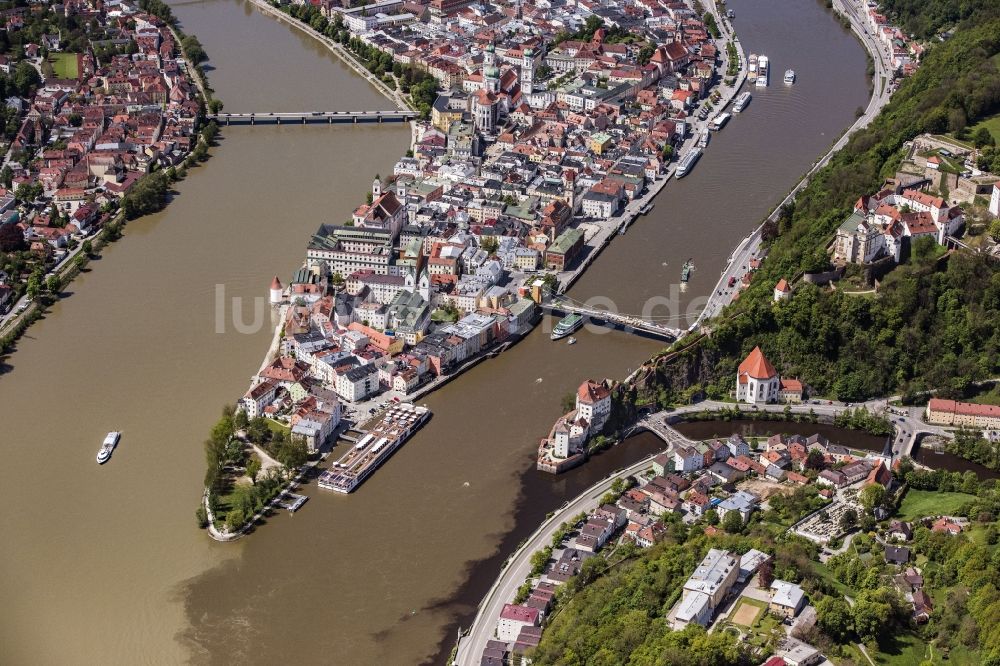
<box><xmin>633</xmin><ymin>6</ymin><xmax>1000</xmax><ymax>404</ymax></box>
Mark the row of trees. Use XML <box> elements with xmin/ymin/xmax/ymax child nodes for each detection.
<box><xmin>946</xmin><ymin>429</ymin><xmax>1000</xmax><ymax>471</ymax></box>
<box><xmin>121</xmin><ymin>120</ymin><xmax>218</xmax><ymax>219</ymax></box>
<box><xmin>833</xmin><ymin>407</ymin><xmax>893</xmax><ymax>436</ymax></box>
<box><xmin>273</xmin><ymin>5</ymin><xmax>439</xmax><ymax>117</ymax></box>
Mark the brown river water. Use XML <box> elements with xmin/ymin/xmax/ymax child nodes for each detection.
<box><xmin>0</xmin><ymin>0</ymin><xmax>872</xmax><ymax>662</ymax></box>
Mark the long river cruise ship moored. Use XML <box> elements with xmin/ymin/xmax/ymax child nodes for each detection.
<box><xmin>318</xmin><ymin>404</ymin><xmax>431</xmax><ymax>493</ymax></box>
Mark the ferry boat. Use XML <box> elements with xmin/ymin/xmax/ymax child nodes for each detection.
<box><xmin>709</xmin><ymin>112</ymin><xmax>731</xmax><ymax>131</ymax></box>
<box><xmin>733</xmin><ymin>91</ymin><xmax>752</xmax><ymax>112</ymax></box>
<box><xmin>675</xmin><ymin>148</ymin><xmax>702</xmax><ymax>178</ymax></box>
<box><xmin>747</xmin><ymin>54</ymin><xmax>758</xmax><ymax>84</ymax></box>
<box><xmin>551</xmin><ymin>313</ymin><xmax>583</xmax><ymax>341</ymax></box>
<box><xmin>681</xmin><ymin>260</ymin><xmax>694</xmax><ymax>283</ymax></box>
<box><xmin>97</xmin><ymin>431</ymin><xmax>121</xmax><ymax>464</ymax></box>
<box><xmin>784</xmin><ymin>69</ymin><xmax>795</xmax><ymax>84</ymax></box>
<box><xmin>697</xmin><ymin>130</ymin><xmax>710</xmax><ymax>148</ymax></box>
<box><xmin>318</xmin><ymin>404</ymin><xmax>431</xmax><ymax>493</ymax></box>
<box><xmin>756</xmin><ymin>55</ymin><xmax>769</xmax><ymax>87</ymax></box>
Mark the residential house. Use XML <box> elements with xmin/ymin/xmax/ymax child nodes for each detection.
<box><xmin>769</xmin><ymin>580</ymin><xmax>806</xmax><ymax>619</ymax></box>
<box><xmin>496</xmin><ymin>604</ymin><xmax>539</xmax><ymax>642</ymax></box>
<box><xmin>716</xmin><ymin>490</ymin><xmax>758</xmax><ymax>524</ymax></box>
<box><xmin>884</xmin><ymin>545</ymin><xmax>910</xmax><ymax>565</ymax></box>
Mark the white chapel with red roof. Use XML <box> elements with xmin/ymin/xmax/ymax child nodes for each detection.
<box><xmin>736</xmin><ymin>346</ymin><xmax>803</xmax><ymax>404</ymax></box>
<box><xmin>736</xmin><ymin>346</ymin><xmax>781</xmax><ymax>405</ymax></box>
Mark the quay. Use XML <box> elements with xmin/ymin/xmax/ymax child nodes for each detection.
<box><xmin>207</xmin><ymin>110</ymin><xmax>418</xmax><ymax>125</ymax></box>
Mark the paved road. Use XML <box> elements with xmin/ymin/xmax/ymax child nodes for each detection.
<box><xmin>453</xmin><ymin>449</ymin><xmax>667</xmax><ymax>665</ymax></box>
<box><xmin>661</xmin><ymin>398</ymin><xmax>951</xmax><ymax>459</ymax></box>
<box><xmin>0</xmin><ymin>233</ymin><xmax>97</xmax><ymax>336</ymax></box>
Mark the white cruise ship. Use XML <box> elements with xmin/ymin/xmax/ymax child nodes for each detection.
<box><xmin>756</xmin><ymin>55</ymin><xmax>769</xmax><ymax>87</ymax></box>
<box><xmin>97</xmin><ymin>431</ymin><xmax>120</xmax><ymax>464</ymax></box>
<box><xmin>733</xmin><ymin>92</ymin><xmax>752</xmax><ymax>112</ymax></box>
<box><xmin>318</xmin><ymin>404</ymin><xmax>431</xmax><ymax>493</ymax></box>
<box><xmin>676</xmin><ymin>148</ymin><xmax>702</xmax><ymax>178</ymax></box>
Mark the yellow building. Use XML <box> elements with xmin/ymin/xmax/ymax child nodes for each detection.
<box><xmin>589</xmin><ymin>132</ymin><xmax>613</xmax><ymax>155</ymax></box>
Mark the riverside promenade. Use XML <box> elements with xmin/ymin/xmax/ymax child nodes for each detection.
<box><xmin>553</xmin><ymin>12</ymin><xmax>749</xmax><ymax>299</ymax></box>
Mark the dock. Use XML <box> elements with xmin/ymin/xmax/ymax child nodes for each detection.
<box><xmin>278</xmin><ymin>492</ymin><xmax>309</xmax><ymax>513</ymax></box>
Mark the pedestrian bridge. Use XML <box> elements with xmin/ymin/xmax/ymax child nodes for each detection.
<box><xmin>207</xmin><ymin>110</ymin><xmax>418</xmax><ymax>125</ymax></box>
<box><xmin>541</xmin><ymin>299</ymin><xmax>683</xmax><ymax>342</ymax></box>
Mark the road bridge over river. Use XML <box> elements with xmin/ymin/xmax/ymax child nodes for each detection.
<box><xmin>207</xmin><ymin>110</ymin><xmax>418</xmax><ymax>125</ymax></box>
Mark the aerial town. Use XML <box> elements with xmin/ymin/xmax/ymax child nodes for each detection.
<box><xmin>231</xmin><ymin>0</ymin><xmax>747</xmax><ymax>498</ymax></box>
<box><xmin>472</xmin><ymin>410</ymin><xmax>924</xmax><ymax>664</ymax></box>
<box><xmin>3</xmin><ymin>0</ymin><xmax>1000</xmax><ymax>660</ymax></box>
<box><xmin>0</xmin><ymin>0</ymin><xmax>205</xmax><ymax>319</ymax></box>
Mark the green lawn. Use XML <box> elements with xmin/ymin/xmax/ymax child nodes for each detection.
<box><xmin>867</xmin><ymin>632</ymin><xmax>979</xmax><ymax>666</ymax></box>
<box><xmin>719</xmin><ymin>597</ymin><xmax>780</xmax><ymax>649</ymax></box>
<box><xmin>871</xmin><ymin>632</ymin><xmax>930</xmax><ymax>665</ymax></box>
<box><xmin>265</xmin><ymin>418</ymin><xmax>290</xmax><ymax>435</ymax></box>
<box><xmin>967</xmin><ymin>112</ymin><xmax>1000</xmax><ymax>144</ymax></box>
<box><xmin>897</xmin><ymin>490</ymin><xmax>971</xmax><ymax>521</ymax></box>
<box><xmin>813</xmin><ymin>561</ymin><xmax>852</xmax><ymax>596</ymax></box>
<box><xmin>49</xmin><ymin>53</ymin><xmax>79</xmax><ymax>79</ymax></box>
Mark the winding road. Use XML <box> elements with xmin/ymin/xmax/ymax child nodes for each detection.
<box><xmin>452</xmin><ymin>446</ymin><xmax>673</xmax><ymax>665</ymax></box>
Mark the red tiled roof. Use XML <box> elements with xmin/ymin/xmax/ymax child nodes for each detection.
<box><xmin>500</xmin><ymin>604</ymin><xmax>539</xmax><ymax>623</ymax></box>
<box><xmin>738</xmin><ymin>346</ymin><xmax>777</xmax><ymax>380</ymax></box>
<box><xmin>928</xmin><ymin>398</ymin><xmax>1000</xmax><ymax>419</ymax></box>
<box><xmin>577</xmin><ymin>379</ymin><xmax>610</xmax><ymax>404</ymax></box>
